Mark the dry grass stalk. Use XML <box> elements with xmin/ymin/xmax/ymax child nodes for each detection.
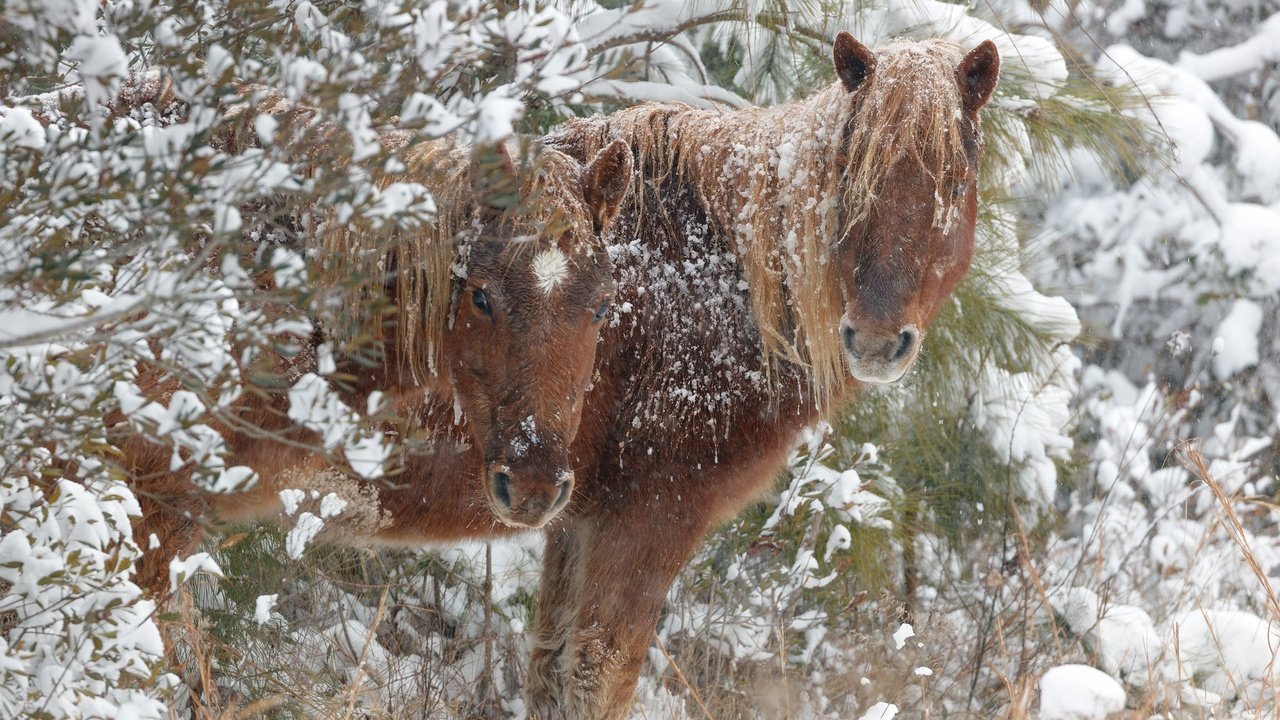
<box><xmin>652</xmin><ymin>632</ymin><xmax>716</xmax><ymax>720</ymax></box>
<box><xmin>1176</xmin><ymin>442</ymin><xmax>1280</xmax><ymax>624</ymax></box>
<box><xmin>339</xmin><ymin>586</ymin><xmax>391</xmax><ymax>719</ymax></box>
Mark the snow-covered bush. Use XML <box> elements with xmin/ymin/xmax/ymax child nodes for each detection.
<box><xmin>0</xmin><ymin>0</ymin><xmax>606</xmax><ymax>715</ymax></box>
<box><xmin>1006</xmin><ymin>0</ymin><xmax>1280</xmax><ymax>714</ymax></box>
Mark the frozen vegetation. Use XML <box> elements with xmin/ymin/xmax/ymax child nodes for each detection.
<box><xmin>0</xmin><ymin>0</ymin><xmax>1278</xmax><ymax>718</ymax></box>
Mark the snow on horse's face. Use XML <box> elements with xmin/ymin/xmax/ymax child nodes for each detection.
<box><xmin>448</xmin><ymin>141</ymin><xmax>631</xmax><ymax>529</ymax></box>
<box><xmin>831</xmin><ymin>35</ymin><xmax>1000</xmax><ymax>384</ymax></box>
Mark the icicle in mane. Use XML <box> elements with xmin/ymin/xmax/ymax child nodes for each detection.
<box><xmin>318</xmin><ymin>142</ymin><xmax>595</xmax><ymax>382</ymax></box>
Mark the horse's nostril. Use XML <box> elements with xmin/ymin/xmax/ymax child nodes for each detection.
<box><xmin>893</xmin><ymin>329</ymin><xmax>916</xmax><ymax>362</ymax></box>
<box><xmin>842</xmin><ymin>324</ymin><xmax>856</xmax><ymax>355</ymax></box>
<box><xmin>492</xmin><ymin>471</ymin><xmax>512</xmax><ymax>508</ymax></box>
<box><xmin>554</xmin><ymin>477</ymin><xmax>572</xmax><ymax>508</ymax></box>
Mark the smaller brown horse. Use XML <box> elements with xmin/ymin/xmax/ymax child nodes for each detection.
<box><xmin>112</xmin><ymin>89</ymin><xmax>633</xmax><ymax>592</ymax></box>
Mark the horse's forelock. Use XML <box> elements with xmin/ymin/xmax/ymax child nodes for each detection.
<box><xmin>839</xmin><ymin>39</ymin><xmax>970</xmax><ymax>233</ymax></box>
<box><xmin>514</xmin><ymin>149</ymin><xmax>598</xmax><ymax>255</ymax></box>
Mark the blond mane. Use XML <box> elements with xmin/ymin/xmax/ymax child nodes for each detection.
<box><xmin>568</xmin><ymin>39</ymin><xmax>970</xmax><ymax>410</ymax></box>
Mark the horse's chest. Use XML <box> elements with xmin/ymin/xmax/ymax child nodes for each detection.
<box><xmin>600</xmin><ymin>217</ymin><xmax>784</xmax><ymax>451</ymax></box>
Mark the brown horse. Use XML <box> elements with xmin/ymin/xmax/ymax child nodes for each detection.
<box><xmin>524</xmin><ymin>33</ymin><xmax>1000</xmax><ymax>718</ymax></box>
<box><xmin>115</xmin><ymin>90</ymin><xmax>634</xmax><ymax>591</ymax></box>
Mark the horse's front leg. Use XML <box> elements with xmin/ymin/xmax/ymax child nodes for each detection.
<box><xmin>133</xmin><ymin>481</ymin><xmax>209</xmax><ymax>597</ymax></box>
<box><xmin>526</xmin><ymin>522</ymin><xmax>586</xmax><ymax>718</ymax></box>
<box><xmin>561</xmin><ymin>497</ymin><xmax>710</xmax><ymax>720</ymax></box>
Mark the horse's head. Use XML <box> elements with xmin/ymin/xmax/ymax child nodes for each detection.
<box><xmin>830</xmin><ymin>34</ymin><xmax>1000</xmax><ymax>384</ymax></box>
<box><xmin>448</xmin><ymin>140</ymin><xmax>632</xmax><ymax>528</ymax></box>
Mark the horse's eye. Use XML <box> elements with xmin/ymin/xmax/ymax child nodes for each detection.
<box><xmin>593</xmin><ymin>302</ymin><xmax>610</xmax><ymax>322</ymax></box>
<box><xmin>472</xmin><ymin>288</ymin><xmax>491</xmax><ymax>316</ymax></box>
<box><xmin>951</xmin><ymin>182</ymin><xmax>969</xmax><ymax>200</ymax></box>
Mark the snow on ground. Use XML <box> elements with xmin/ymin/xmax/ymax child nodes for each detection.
<box><xmin>1039</xmin><ymin>665</ymin><xmax>1127</xmax><ymax>720</ymax></box>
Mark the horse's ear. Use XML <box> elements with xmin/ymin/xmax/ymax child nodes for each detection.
<box><xmin>582</xmin><ymin>139</ymin><xmax>633</xmax><ymax>234</ymax></box>
<box><xmin>957</xmin><ymin>40</ymin><xmax>1000</xmax><ymax>113</ymax></box>
<box><xmin>472</xmin><ymin>143</ymin><xmax>521</xmax><ymax>214</ymax></box>
<box><xmin>833</xmin><ymin>32</ymin><xmax>876</xmax><ymax>92</ymax></box>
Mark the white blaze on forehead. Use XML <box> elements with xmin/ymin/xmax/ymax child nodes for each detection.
<box><xmin>531</xmin><ymin>247</ymin><xmax>570</xmax><ymax>296</ymax></box>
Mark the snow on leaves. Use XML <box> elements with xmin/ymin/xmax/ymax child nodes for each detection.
<box><xmin>0</xmin><ymin>477</ymin><xmax>166</xmax><ymax>717</ymax></box>
<box><xmin>287</xmin><ymin>373</ymin><xmax>390</xmax><ymax>479</ymax></box>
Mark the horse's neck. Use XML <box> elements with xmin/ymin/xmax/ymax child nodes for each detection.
<box><xmin>601</xmin><ymin>108</ymin><xmax>821</xmax><ymax>427</ymax></box>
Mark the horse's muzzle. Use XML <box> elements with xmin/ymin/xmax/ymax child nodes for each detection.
<box><xmin>486</xmin><ymin>464</ymin><xmax>574</xmax><ymax>528</ymax></box>
<box><xmin>842</xmin><ymin>320</ymin><xmax>920</xmax><ymax>384</ymax></box>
